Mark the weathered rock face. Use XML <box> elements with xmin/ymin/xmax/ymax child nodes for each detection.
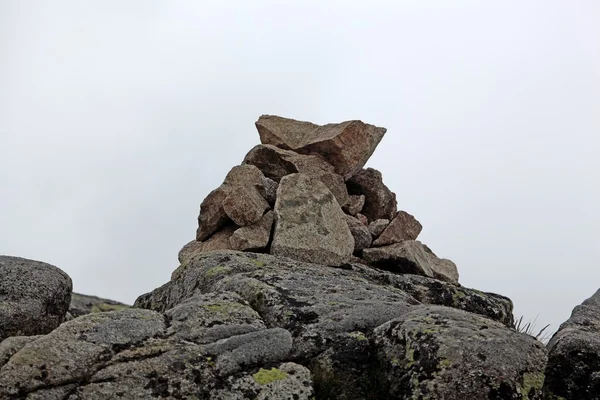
<box><xmin>363</xmin><ymin>241</ymin><xmax>459</xmax><ymax>284</ymax></box>
<box><xmin>230</xmin><ymin>210</ymin><xmax>274</xmax><ymax>251</ymax></box>
<box><xmin>0</xmin><ymin>256</ymin><xmax>72</xmax><ymax>342</ymax></box>
<box><xmin>66</xmin><ymin>293</ymin><xmax>129</xmax><ymax>320</ymax></box>
<box><xmin>346</xmin><ymin>214</ymin><xmax>372</xmax><ymax>251</ymax></box>
<box><xmin>543</xmin><ymin>288</ymin><xmax>600</xmax><ymax>399</ymax></box>
<box><xmin>369</xmin><ymin>218</ymin><xmax>390</xmax><ymax>238</ymax></box>
<box><xmin>347</xmin><ymin>167</ymin><xmax>398</xmax><ymax>221</ymax></box>
<box><xmin>255</xmin><ymin>115</ymin><xmax>386</xmax><ymax>179</ymax></box>
<box><xmin>372</xmin><ymin>210</ymin><xmax>423</xmax><ymax>246</ymax></box>
<box><xmin>271</xmin><ymin>173</ymin><xmax>354</xmax><ymax>266</ymax></box>
<box><xmin>343</xmin><ymin>194</ymin><xmax>365</xmax><ymax>216</ymax></box>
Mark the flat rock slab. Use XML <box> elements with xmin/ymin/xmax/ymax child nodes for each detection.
<box><xmin>271</xmin><ymin>173</ymin><xmax>354</xmax><ymax>266</ymax></box>
<box><xmin>363</xmin><ymin>240</ymin><xmax>459</xmax><ymax>283</ymax></box>
<box><xmin>0</xmin><ymin>256</ymin><xmax>72</xmax><ymax>341</ymax></box>
<box><xmin>372</xmin><ymin>210</ymin><xmax>423</xmax><ymax>246</ymax></box>
<box><xmin>373</xmin><ymin>306</ymin><xmax>547</xmax><ymax>400</ymax></box>
<box><xmin>255</xmin><ymin>115</ymin><xmax>386</xmax><ymax>179</ymax></box>
<box><xmin>347</xmin><ymin>167</ymin><xmax>397</xmax><ymax>221</ymax></box>
<box><xmin>543</xmin><ymin>288</ymin><xmax>600</xmax><ymax>399</ymax></box>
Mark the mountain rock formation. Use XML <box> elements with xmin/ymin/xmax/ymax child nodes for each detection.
<box><xmin>1</xmin><ymin>115</ymin><xmax>598</xmax><ymax>399</ymax></box>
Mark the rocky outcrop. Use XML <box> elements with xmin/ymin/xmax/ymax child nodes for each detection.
<box><xmin>66</xmin><ymin>293</ymin><xmax>129</xmax><ymax>320</ymax></box>
<box><xmin>0</xmin><ymin>256</ymin><xmax>72</xmax><ymax>341</ymax></box>
<box><xmin>543</xmin><ymin>289</ymin><xmax>600</xmax><ymax>399</ymax></box>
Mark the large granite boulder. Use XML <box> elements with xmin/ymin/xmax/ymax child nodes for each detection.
<box><xmin>543</xmin><ymin>288</ymin><xmax>600</xmax><ymax>399</ymax></box>
<box><xmin>347</xmin><ymin>167</ymin><xmax>398</xmax><ymax>221</ymax></box>
<box><xmin>255</xmin><ymin>115</ymin><xmax>386</xmax><ymax>179</ymax></box>
<box><xmin>0</xmin><ymin>256</ymin><xmax>72</xmax><ymax>341</ymax></box>
<box><xmin>363</xmin><ymin>240</ymin><xmax>460</xmax><ymax>284</ymax></box>
<box><xmin>271</xmin><ymin>173</ymin><xmax>354</xmax><ymax>266</ymax></box>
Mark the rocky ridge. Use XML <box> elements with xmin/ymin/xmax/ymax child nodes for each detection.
<box><xmin>0</xmin><ymin>115</ymin><xmax>598</xmax><ymax>399</ymax></box>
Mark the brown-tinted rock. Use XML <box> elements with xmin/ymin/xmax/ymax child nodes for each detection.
<box><xmin>356</xmin><ymin>213</ymin><xmax>369</xmax><ymax>226</ymax></box>
<box><xmin>343</xmin><ymin>194</ymin><xmax>365</xmax><ymax>216</ymax></box>
<box><xmin>368</xmin><ymin>219</ymin><xmax>390</xmax><ymax>238</ymax></box>
<box><xmin>347</xmin><ymin>168</ymin><xmax>397</xmax><ymax>221</ymax></box>
<box><xmin>243</xmin><ymin>144</ymin><xmax>348</xmax><ymax>207</ymax></box>
<box><xmin>345</xmin><ymin>215</ymin><xmax>372</xmax><ymax>251</ymax></box>
<box><xmin>271</xmin><ymin>173</ymin><xmax>354</xmax><ymax>266</ymax></box>
<box><xmin>362</xmin><ymin>241</ymin><xmax>459</xmax><ymax>283</ymax></box>
<box><xmin>230</xmin><ymin>211</ymin><xmax>274</xmax><ymax>251</ymax></box>
<box><xmin>196</xmin><ymin>186</ymin><xmax>229</xmax><ymax>241</ymax></box>
<box><xmin>263</xmin><ymin>177</ymin><xmax>278</xmax><ymax>205</ymax></box>
<box><xmin>255</xmin><ymin>115</ymin><xmax>386</xmax><ymax>179</ymax></box>
<box><xmin>186</xmin><ymin>226</ymin><xmax>238</xmax><ymax>264</ymax></box>
<box><xmin>178</xmin><ymin>240</ymin><xmax>204</xmax><ymax>264</ymax></box>
<box><xmin>372</xmin><ymin>211</ymin><xmax>423</xmax><ymax>246</ymax></box>
<box><xmin>222</xmin><ymin>186</ymin><xmax>269</xmax><ymax>226</ymax></box>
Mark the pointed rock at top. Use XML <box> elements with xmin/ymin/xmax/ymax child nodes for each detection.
<box><xmin>255</xmin><ymin>115</ymin><xmax>387</xmax><ymax>180</ymax></box>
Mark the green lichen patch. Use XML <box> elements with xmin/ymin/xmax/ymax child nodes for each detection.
<box><xmin>205</xmin><ymin>265</ymin><xmax>232</xmax><ymax>277</ymax></box>
<box><xmin>90</xmin><ymin>303</ymin><xmax>129</xmax><ymax>313</ymax></box>
<box><xmin>202</xmin><ymin>302</ymin><xmax>244</xmax><ymax>315</ymax></box>
<box><xmin>251</xmin><ymin>259</ymin><xmax>265</xmax><ymax>268</ymax></box>
<box><xmin>520</xmin><ymin>372</ymin><xmax>545</xmax><ymax>400</ymax></box>
<box><xmin>348</xmin><ymin>331</ymin><xmax>368</xmax><ymax>341</ymax></box>
<box><xmin>252</xmin><ymin>367</ymin><xmax>288</xmax><ymax>385</ymax></box>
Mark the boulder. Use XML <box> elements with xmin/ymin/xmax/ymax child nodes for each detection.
<box><xmin>66</xmin><ymin>293</ymin><xmax>129</xmax><ymax>320</ymax></box>
<box><xmin>0</xmin><ymin>256</ymin><xmax>72</xmax><ymax>342</ymax></box>
<box><xmin>368</xmin><ymin>219</ymin><xmax>390</xmax><ymax>238</ymax></box>
<box><xmin>271</xmin><ymin>173</ymin><xmax>354</xmax><ymax>266</ymax></box>
<box><xmin>362</xmin><ymin>241</ymin><xmax>459</xmax><ymax>283</ymax></box>
<box><xmin>347</xmin><ymin>168</ymin><xmax>397</xmax><ymax>221</ymax></box>
<box><xmin>230</xmin><ymin>210</ymin><xmax>274</xmax><ymax>251</ymax></box>
<box><xmin>178</xmin><ymin>239</ymin><xmax>204</xmax><ymax>264</ymax></box>
<box><xmin>196</xmin><ymin>186</ymin><xmax>230</xmax><ymax>241</ymax></box>
<box><xmin>243</xmin><ymin>144</ymin><xmax>349</xmax><ymax>207</ymax></box>
<box><xmin>543</xmin><ymin>288</ymin><xmax>600</xmax><ymax>399</ymax></box>
<box><xmin>343</xmin><ymin>194</ymin><xmax>365</xmax><ymax>216</ymax></box>
<box><xmin>345</xmin><ymin>215</ymin><xmax>372</xmax><ymax>251</ymax></box>
<box><xmin>222</xmin><ymin>186</ymin><xmax>270</xmax><ymax>226</ymax></box>
<box><xmin>372</xmin><ymin>210</ymin><xmax>423</xmax><ymax>246</ymax></box>
<box><xmin>373</xmin><ymin>306</ymin><xmax>547</xmax><ymax>399</ymax></box>
<box><xmin>255</xmin><ymin>115</ymin><xmax>386</xmax><ymax>179</ymax></box>
<box><xmin>355</xmin><ymin>213</ymin><xmax>369</xmax><ymax>226</ymax></box>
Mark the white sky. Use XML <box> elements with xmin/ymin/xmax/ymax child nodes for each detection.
<box><xmin>1</xmin><ymin>1</ymin><xmax>599</xmax><ymax>334</ymax></box>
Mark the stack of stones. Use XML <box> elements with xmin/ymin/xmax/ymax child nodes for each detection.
<box><xmin>179</xmin><ymin>115</ymin><xmax>459</xmax><ymax>284</ymax></box>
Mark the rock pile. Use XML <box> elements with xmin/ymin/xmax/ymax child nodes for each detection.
<box><xmin>182</xmin><ymin>115</ymin><xmax>459</xmax><ymax>284</ymax></box>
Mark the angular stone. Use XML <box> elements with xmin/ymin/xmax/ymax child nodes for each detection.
<box><xmin>222</xmin><ymin>186</ymin><xmax>270</xmax><ymax>226</ymax></box>
<box><xmin>263</xmin><ymin>177</ymin><xmax>278</xmax><ymax>205</ymax></box>
<box><xmin>343</xmin><ymin>194</ymin><xmax>365</xmax><ymax>216</ymax></box>
<box><xmin>345</xmin><ymin>215</ymin><xmax>372</xmax><ymax>251</ymax></box>
<box><xmin>374</xmin><ymin>306</ymin><xmax>547</xmax><ymax>399</ymax></box>
<box><xmin>187</xmin><ymin>225</ymin><xmax>238</xmax><ymax>265</ymax></box>
<box><xmin>243</xmin><ymin>144</ymin><xmax>349</xmax><ymax>207</ymax></box>
<box><xmin>271</xmin><ymin>173</ymin><xmax>354</xmax><ymax>266</ymax></box>
<box><xmin>255</xmin><ymin>115</ymin><xmax>386</xmax><ymax>179</ymax></box>
<box><xmin>178</xmin><ymin>239</ymin><xmax>204</xmax><ymax>264</ymax></box>
<box><xmin>0</xmin><ymin>256</ymin><xmax>72</xmax><ymax>342</ymax></box>
<box><xmin>230</xmin><ymin>211</ymin><xmax>274</xmax><ymax>251</ymax></box>
<box><xmin>372</xmin><ymin>211</ymin><xmax>423</xmax><ymax>246</ymax></box>
<box><xmin>347</xmin><ymin>168</ymin><xmax>397</xmax><ymax>221</ymax></box>
<box><xmin>543</xmin><ymin>288</ymin><xmax>600</xmax><ymax>399</ymax></box>
<box><xmin>368</xmin><ymin>219</ymin><xmax>389</xmax><ymax>238</ymax></box>
<box><xmin>196</xmin><ymin>186</ymin><xmax>229</xmax><ymax>241</ymax></box>
<box><xmin>356</xmin><ymin>213</ymin><xmax>368</xmax><ymax>226</ymax></box>
<box><xmin>362</xmin><ymin>241</ymin><xmax>459</xmax><ymax>283</ymax></box>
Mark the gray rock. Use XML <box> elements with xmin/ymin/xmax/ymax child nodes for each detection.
<box><xmin>543</xmin><ymin>288</ymin><xmax>600</xmax><ymax>399</ymax></box>
<box><xmin>263</xmin><ymin>176</ymin><xmax>279</xmax><ymax>205</ymax></box>
<box><xmin>368</xmin><ymin>219</ymin><xmax>390</xmax><ymax>238</ymax></box>
<box><xmin>345</xmin><ymin>214</ymin><xmax>372</xmax><ymax>251</ymax></box>
<box><xmin>67</xmin><ymin>292</ymin><xmax>129</xmax><ymax>320</ymax></box>
<box><xmin>355</xmin><ymin>213</ymin><xmax>368</xmax><ymax>226</ymax></box>
<box><xmin>372</xmin><ymin>210</ymin><xmax>423</xmax><ymax>246</ymax></box>
<box><xmin>373</xmin><ymin>306</ymin><xmax>547</xmax><ymax>400</ymax></box>
<box><xmin>363</xmin><ymin>240</ymin><xmax>459</xmax><ymax>283</ymax></box>
<box><xmin>343</xmin><ymin>194</ymin><xmax>365</xmax><ymax>216</ymax></box>
<box><xmin>0</xmin><ymin>256</ymin><xmax>72</xmax><ymax>341</ymax></box>
<box><xmin>0</xmin><ymin>335</ymin><xmax>41</xmax><ymax>369</ymax></box>
<box><xmin>243</xmin><ymin>144</ymin><xmax>349</xmax><ymax>207</ymax></box>
<box><xmin>222</xmin><ymin>186</ymin><xmax>270</xmax><ymax>226</ymax></box>
<box><xmin>230</xmin><ymin>210</ymin><xmax>274</xmax><ymax>251</ymax></box>
<box><xmin>255</xmin><ymin>115</ymin><xmax>386</xmax><ymax>179</ymax></box>
<box><xmin>347</xmin><ymin>167</ymin><xmax>397</xmax><ymax>221</ymax></box>
<box><xmin>271</xmin><ymin>173</ymin><xmax>354</xmax><ymax>266</ymax></box>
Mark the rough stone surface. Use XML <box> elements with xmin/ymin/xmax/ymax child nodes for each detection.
<box><xmin>368</xmin><ymin>219</ymin><xmax>390</xmax><ymax>238</ymax></box>
<box><xmin>372</xmin><ymin>210</ymin><xmax>423</xmax><ymax>246</ymax></box>
<box><xmin>543</xmin><ymin>288</ymin><xmax>600</xmax><ymax>399</ymax></box>
<box><xmin>271</xmin><ymin>173</ymin><xmax>354</xmax><ymax>266</ymax></box>
<box><xmin>230</xmin><ymin>210</ymin><xmax>274</xmax><ymax>251</ymax></box>
<box><xmin>0</xmin><ymin>256</ymin><xmax>72</xmax><ymax>342</ymax></box>
<box><xmin>355</xmin><ymin>213</ymin><xmax>368</xmax><ymax>226</ymax></box>
<box><xmin>222</xmin><ymin>186</ymin><xmax>270</xmax><ymax>226</ymax></box>
<box><xmin>243</xmin><ymin>144</ymin><xmax>349</xmax><ymax>207</ymax></box>
<box><xmin>197</xmin><ymin>186</ymin><xmax>230</xmax><ymax>241</ymax></box>
<box><xmin>345</xmin><ymin>215</ymin><xmax>372</xmax><ymax>251</ymax></box>
<box><xmin>363</xmin><ymin>240</ymin><xmax>460</xmax><ymax>283</ymax></box>
<box><xmin>347</xmin><ymin>167</ymin><xmax>397</xmax><ymax>221</ymax></box>
<box><xmin>255</xmin><ymin>115</ymin><xmax>386</xmax><ymax>179</ymax></box>
<box><xmin>374</xmin><ymin>306</ymin><xmax>548</xmax><ymax>400</ymax></box>
<box><xmin>178</xmin><ymin>239</ymin><xmax>204</xmax><ymax>264</ymax></box>
<box><xmin>66</xmin><ymin>293</ymin><xmax>129</xmax><ymax>320</ymax></box>
<box><xmin>343</xmin><ymin>194</ymin><xmax>365</xmax><ymax>216</ymax></box>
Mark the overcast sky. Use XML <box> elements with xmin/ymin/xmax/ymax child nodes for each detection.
<box><xmin>1</xmin><ymin>1</ymin><xmax>598</xmax><ymax>334</ymax></box>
